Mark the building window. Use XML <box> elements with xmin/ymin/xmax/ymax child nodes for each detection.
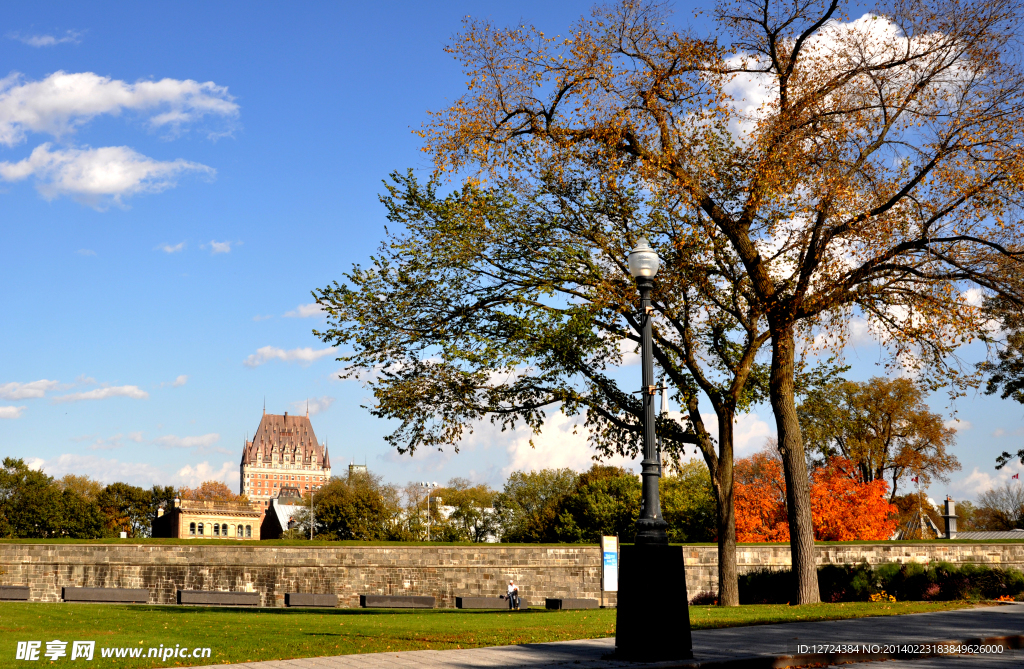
<box><xmin>198</xmin><ymin>523</ymin><xmax>204</xmax><ymax>536</ymax></box>
<box><xmin>222</xmin><ymin>523</ymin><xmax>228</xmax><ymax>536</ymax></box>
<box><xmin>246</xmin><ymin>525</ymin><xmax>252</xmax><ymax>537</ymax></box>
<box><xmin>189</xmin><ymin>522</ymin><xmax>196</xmax><ymax>536</ymax></box>
<box><xmin>214</xmin><ymin>524</ymin><xmax>220</xmax><ymax>536</ymax></box>
<box><xmin>237</xmin><ymin>524</ymin><xmax>244</xmax><ymax>537</ymax></box>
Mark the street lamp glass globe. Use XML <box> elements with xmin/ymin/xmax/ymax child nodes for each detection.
<box><xmin>627</xmin><ymin>237</ymin><xmax>660</xmax><ymax>278</ymax></box>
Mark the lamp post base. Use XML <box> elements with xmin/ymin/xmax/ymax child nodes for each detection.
<box><xmin>634</xmin><ymin>517</ymin><xmax>669</xmax><ymax>546</ymax></box>
<box><xmin>614</xmin><ymin>544</ymin><xmax>693</xmax><ymax>661</ymax></box>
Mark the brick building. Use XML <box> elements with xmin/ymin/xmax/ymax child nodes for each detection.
<box><xmin>240</xmin><ymin>409</ymin><xmax>331</xmax><ymax>507</ymax></box>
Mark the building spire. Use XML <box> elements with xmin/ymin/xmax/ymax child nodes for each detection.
<box><xmin>263</xmin><ymin>396</ymin><xmax>266</xmax><ymax>416</ymax></box>
<box><xmin>306</xmin><ymin>399</ymin><xmax>309</xmax><ymax>418</ymax></box>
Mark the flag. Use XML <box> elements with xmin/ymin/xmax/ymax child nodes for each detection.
<box><xmin>911</xmin><ymin>476</ymin><xmax>919</xmax><ymax>483</ymax></box>
<box><xmin>1013</xmin><ymin>473</ymin><xmax>1020</xmax><ymax>480</ymax></box>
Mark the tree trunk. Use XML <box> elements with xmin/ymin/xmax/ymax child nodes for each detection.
<box><xmin>769</xmin><ymin>325</ymin><xmax>820</xmax><ymax>604</ymax></box>
<box><xmin>715</xmin><ymin>412</ymin><xmax>739</xmax><ymax>607</ymax></box>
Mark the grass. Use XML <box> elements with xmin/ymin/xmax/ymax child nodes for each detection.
<box><xmin>0</xmin><ymin>600</ymin><xmax>975</xmax><ymax>668</ymax></box>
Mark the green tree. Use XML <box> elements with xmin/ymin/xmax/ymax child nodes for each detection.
<box><xmin>978</xmin><ymin>297</ymin><xmax>1024</xmax><ymax>469</ymax></box>
<box><xmin>661</xmin><ymin>461</ymin><xmax>718</xmax><ymax>543</ymax></box>
<box><xmin>297</xmin><ymin>471</ymin><xmax>409</xmax><ymax>541</ymax></box>
<box><xmin>149</xmin><ymin>485</ymin><xmax>178</xmax><ymax>521</ymax></box>
<box><xmin>554</xmin><ymin>465</ymin><xmax>642</xmax><ymax>543</ymax></box>
<box><xmin>798</xmin><ymin>378</ymin><xmax>960</xmax><ymax>501</ymax></box>
<box><xmin>0</xmin><ymin>458</ymin><xmax>62</xmax><ymax>538</ymax></box>
<box><xmin>429</xmin><ymin>478</ymin><xmax>498</xmax><ymax>542</ymax></box>
<box><xmin>55</xmin><ymin>474</ymin><xmax>104</xmax><ymax>501</ymax></box>
<box><xmin>313</xmin><ymin>170</ymin><xmax>800</xmax><ymax>604</ymax></box>
<box><xmin>494</xmin><ymin>469</ymin><xmax>578</xmax><ymax>543</ymax></box>
<box><xmin>97</xmin><ymin>482</ymin><xmax>153</xmax><ymax>538</ymax></box>
<box><xmin>56</xmin><ymin>488</ymin><xmax>107</xmax><ymax>539</ymax></box>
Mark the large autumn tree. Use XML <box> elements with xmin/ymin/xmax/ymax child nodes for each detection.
<box><xmin>798</xmin><ymin>377</ymin><xmax>960</xmax><ymax>500</ymax></box>
<box><xmin>734</xmin><ymin>452</ymin><xmax>897</xmax><ymax>542</ymax></box>
<box><xmin>314</xmin><ymin>171</ymin><xmax>804</xmax><ymax>605</ymax></box>
<box><xmin>419</xmin><ymin>0</ymin><xmax>1024</xmax><ymax>603</ymax></box>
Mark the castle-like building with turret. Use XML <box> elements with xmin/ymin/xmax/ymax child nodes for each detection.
<box><xmin>239</xmin><ymin>409</ymin><xmax>331</xmax><ymax>507</ymax></box>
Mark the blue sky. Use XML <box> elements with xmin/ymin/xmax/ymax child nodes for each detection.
<box><xmin>1</xmin><ymin>1</ymin><xmax>1020</xmax><ymax>503</ymax></box>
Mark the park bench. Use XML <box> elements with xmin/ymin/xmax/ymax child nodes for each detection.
<box><xmin>0</xmin><ymin>586</ymin><xmax>30</xmax><ymax>601</ymax></box>
<box><xmin>177</xmin><ymin>590</ymin><xmax>260</xmax><ymax>606</ymax></box>
<box><xmin>359</xmin><ymin>594</ymin><xmax>434</xmax><ymax>608</ymax></box>
<box><xmin>285</xmin><ymin>593</ymin><xmax>338</xmax><ymax>607</ymax></box>
<box><xmin>455</xmin><ymin>596</ymin><xmax>507</xmax><ymax>609</ymax></box>
<box><xmin>545</xmin><ymin>598</ymin><xmax>599</xmax><ymax>610</ymax></box>
<box><xmin>62</xmin><ymin>587</ymin><xmax>149</xmax><ymax>603</ymax></box>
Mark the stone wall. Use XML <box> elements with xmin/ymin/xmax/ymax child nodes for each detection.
<box><xmin>0</xmin><ymin>544</ymin><xmax>611</xmax><ymax>608</ymax></box>
<box><xmin>0</xmin><ymin>542</ymin><xmax>1020</xmax><ymax>606</ymax></box>
<box><xmin>683</xmin><ymin>542</ymin><xmax>1024</xmax><ymax>595</ymax></box>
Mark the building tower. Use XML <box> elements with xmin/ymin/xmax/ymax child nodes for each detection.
<box><xmin>239</xmin><ymin>409</ymin><xmax>331</xmax><ymax>507</ymax></box>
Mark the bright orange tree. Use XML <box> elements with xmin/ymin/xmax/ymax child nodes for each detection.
<box><xmin>735</xmin><ymin>455</ymin><xmax>897</xmax><ymax>542</ymax></box>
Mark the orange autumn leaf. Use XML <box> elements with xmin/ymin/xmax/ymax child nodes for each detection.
<box><xmin>734</xmin><ymin>454</ymin><xmax>898</xmax><ymax>542</ymax></box>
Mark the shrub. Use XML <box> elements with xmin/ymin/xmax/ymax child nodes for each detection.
<box><xmin>689</xmin><ymin>591</ymin><xmax>718</xmax><ymax>606</ymax></box>
<box><xmin>738</xmin><ymin>568</ymin><xmax>794</xmax><ymax>604</ymax></box>
<box><xmin>737</xmin><ymin>563</ymin><xmax>1024</xmax><ymax>603</ymax></box>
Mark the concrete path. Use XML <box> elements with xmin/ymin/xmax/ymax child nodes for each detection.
<box><xmin>198</xmin><ymin>605</ymin><xmax>1022</xmax><ymax>669</ymax></box>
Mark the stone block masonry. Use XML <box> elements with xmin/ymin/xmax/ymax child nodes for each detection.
<box><xmin>0</xmin><ymin>542</ymin><xmax>1020</xmax><ymax>607</ymax></box>
<box><xmin>0</xmin><ymin>544</ymin><xmax>608</xmax><ymax>608</ymax></box>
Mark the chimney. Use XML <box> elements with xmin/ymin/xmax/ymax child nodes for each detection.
<box><xmin>157</xmin><ymin>507</ymin><xmax>164</xmax><ymax>518</ymax></box>
<box><xmin>942</xmin><ymin>496</ymin><xmax>958</xmax><ymax>539</ymax></box>
<box><xmin>173</xmin><ymin>497</ymin><xmax>181</xmax><ymax>508</ymax></box>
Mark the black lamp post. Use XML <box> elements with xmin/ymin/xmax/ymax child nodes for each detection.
<box><xmin>615</xmin><ymin>237</ymin><xmax>693</xmax><ymax>661</ymax></box>
<box><xmin>627</xmin><ymin>238</ymin><xmax>669</xmax><ymax>546</ymax></box>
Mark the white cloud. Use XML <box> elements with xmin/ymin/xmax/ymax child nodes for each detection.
<box><xmin>0</xmin><ymin>406</ymin><xmax>25</xmax><ymax>419</ymax></box>
<box><xmin>494</xmin><ymin>412</ymin><xmax>636</xmax><ymax>478</ymax></box>
<box><xmin>174</xmin><ymin>461</ymin><xmax>238</xmax><ymax>488</ymax></box>
<box><xmin>292</xmin><ymin>396</ymin><xmax>335</xmax><ymax>416</ymax></box>
<box><xmin>698</xmin><ymin>411</ymin><xmax>774</xmax><ymax>458</ymax></box>
<box><xmin>30</xmin><ymin>453</ymin><xmax>166</xmax><ymax>486</ymax></box>
<box><xmin>244</xmin><ymin>345</ymin><xmax>337</xmax><ymax>367</ymax></box>
<box><xmin>154</xmin><ymin>433</ymin><xmax>221</xmax><ymax>452</ymax></box>
<box><xmin>52</xmin><ymin>385</ymin><xmax>149</xmax><ymax>402</ymax></box>
<box><xmin>8</xmin><ymin>31</ymin><xmax>83</xmax><ymax>47</ymax></box>
<box><xmin>0</xmin><ymin>70</ymin><xmax>238</xmax><ymax>145</ymax></box>
<box><xmin>86</xmin><ymin>432</ymin><xmax>144</xmax><ymax>451</ymax></box>
<box><xmin>950</xmin><ymin>462</ymin><xmax>1024</xmax><ymax>500</ymax></box>
<box><xmin>75</xmin><ymin>248</ymin><xmax>95</xmax><ymax>256</ymax></box>
<box><xmin>944</xmin><ymin>418</ymin><xmax>971</xmax><ymax>432</ymax></box>
<box><xmin>157</xmin><ymin>241</ymin><xmax>185</xmax><ymax>253</ymax></box>
<box><xmin>0</xmin><ymin>143</ymin><xmax>215</xmax><ymax>209</ymax></box>
<box><xmin>284</xmin><ymin>303</ymin><xmax>325</xmax><ymax>318</ymax></box>
<box><xmin>618</xmin><ymin>338</ymin><xmax>641</xmax><ymax>366</ymax></box>
<box><xmin>0</xmin><ymin>379</ymin><xmax>61</xmax><ymax>400</ymax></box>
<box><xmin>994</xmin><ymin>428</ymin><xmax>1006</xmax><ymax>438</ymax></box>
<box><xmin>159</xmin><ymin>374</ymin><xmax>189</xmax><ymax>388</ymax></box>
<box><xmin>205</xmin><ymin>240</ymin><xmax>233</xmax><ymax>254</ymax></box>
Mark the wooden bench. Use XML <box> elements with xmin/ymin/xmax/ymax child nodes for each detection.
<box><xmin>177</xmin><ymin>590</ymin><xmax>260</xmax><ymax>606</ymax></box>
<box><xmin>0</xmin><ymin>586</ymin><xmax>30</xmax><ymax>601</ymax></box>
<box><xmin>285</xmin><ymin>593</ymin><xmax>338</xmax><ymax>607</ymax></box>
<box><xmin>359</xmin><ymin>594</ymin><xmax>434</xmax><ymax>609</ymax></box>
<box><xmin>62</xmin><ymin>587</ymin><xmax>149</xmax><ymax>603</ymax></box>
<box><xmin>545</xmin><ymin>598</ymin><xmax>599</xmax><ymax>610</ymax></box>
<box><xmin>456</xmin><ymin>596</ymin><xmax>508</xmax><ymax>609</ymax></box>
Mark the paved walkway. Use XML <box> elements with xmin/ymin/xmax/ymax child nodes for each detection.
<box><xmin>198</xmin><ymin>605</ymin><xmax>1022</xmax><ymax>669</ymax></box>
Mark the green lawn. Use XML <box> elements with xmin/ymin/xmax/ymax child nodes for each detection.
<box><xmin>0</xmin><ymin>600</ymin><xmax>976</xmax><ymax>668</ymax></box>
